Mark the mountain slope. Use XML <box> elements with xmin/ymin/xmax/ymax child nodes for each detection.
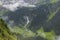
<box><xmin>0</xmin><ymin>19</ymin><xmax>17</xmax><ymax>40</ymax></box>
<box><xmin>2</xmin><ymin>1</ymin><xmax>60</xmax><ymax>34</ymax></box>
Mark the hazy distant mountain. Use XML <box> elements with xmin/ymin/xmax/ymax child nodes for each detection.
<box><xmin>0</xmin><ymin>0</ymin><xmax>60</xmax><ymax>11</ymax></box>
<box><xmin>0</xmin><ymin>0</ymin><xmax>38</xmax><ymax>11</ymax></box>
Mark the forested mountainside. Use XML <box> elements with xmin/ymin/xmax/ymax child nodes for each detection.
<box><xmin>0</xmin><ymin>0</ymin><xmax>60</xmax><ymax>40</ymax></box>
<box><xmin>3</xmin><ymin>1</ymin><xmax>60</xmax><ymax>33</ymax></box>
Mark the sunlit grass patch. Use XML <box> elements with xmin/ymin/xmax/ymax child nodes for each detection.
<box><xmin>37</xmin><ymin>27</ymin><xmax>46</xmax><ymax>38</ymax></box>
<box><xmin>37</xmin><ymin>27</ymin><xmax>56</xmax><ymax>40</ymax></box>
<box><xmin>45</xmin><ymin>30</ymin><xmax>56</xmax><ymax>40</ymax></box>
<box><xmin>47</xmin><ymin>12</ymin><xmax>57</xmax><ymax>21</ymax></box>
<box><xmin>47</xmin><ymin>7</ymin><xmax>60</xmax><ymax>22</ymax></box>
<box><xmin>9</xmin><ymin>26</ymin><xmax>36</xmax><ymax>37</ymax></box>
<box><xmin>50</xmin><ymin>0</ymin><xmax>59</xmax><ymax>3</ymax></box>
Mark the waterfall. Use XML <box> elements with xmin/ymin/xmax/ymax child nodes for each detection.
<box><xmin>26</xmin><ymin>16</ymin><xmax>29</xmax><ymax>24</ymax></box>
<box><xmin>24</xmin><ymin>16</ymin><xmax>30</xmax><ymax>24</ymax></box>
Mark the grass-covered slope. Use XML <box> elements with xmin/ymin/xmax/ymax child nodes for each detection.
<box><xmin>0</xmin><ymin>19</ymin><xmax>17</xmax><ymax>40</ymax></box>
<box><xmin>0</xmin><ymin>18</ymin><xmax>56</xmax><ymax>40</ymax></box>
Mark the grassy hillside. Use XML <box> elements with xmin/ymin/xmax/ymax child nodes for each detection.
<box><xmin>0</xmin><ymin>19</ymin><xmax>56</xmax><ymax>40</ymax></box>
<box><xmin>0</xmin><ymin>19</ymin><xmax>17</xmax><ymax>40</ymax></box>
